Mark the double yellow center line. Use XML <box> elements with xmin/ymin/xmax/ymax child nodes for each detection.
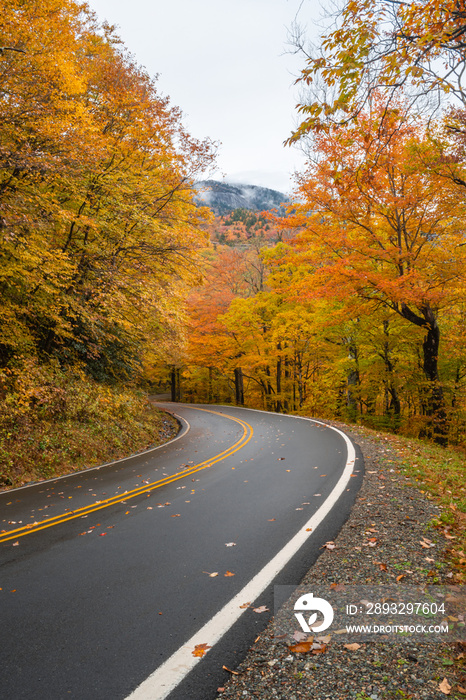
<box><xmin>0</xmin><ymin>409</ymin><xmax>253</xmax><ymax>544</ymax></box>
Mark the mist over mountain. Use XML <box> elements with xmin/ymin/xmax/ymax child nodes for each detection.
<box><xmin>195</xmin><ymin>180</ymin><xmax>289</xmax><ymax>215</ymax></box>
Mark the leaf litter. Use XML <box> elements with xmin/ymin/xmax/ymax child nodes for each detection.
<box><xmin>215</xmin><ymin>422</ymin><xmax>462</xmax><ymax>700</ymax></box>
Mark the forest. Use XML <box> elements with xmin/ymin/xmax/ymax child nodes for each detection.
<box><xmin>0</xmin><ymin>0</ymin><xmax>465</xmax><ymax>488</ymax></box>
<box><xmin>0</xmin><ymin>0</ymin><xmax>215</xmax><ymax>486</ymax></box>
<box><xmin>182</xmin><ymin>0</ymin><xmax>466</xmax><ymax>446</ymax></box>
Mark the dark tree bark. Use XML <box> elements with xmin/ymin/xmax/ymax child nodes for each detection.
<box><xmin>234</xmin><ymin>367</ymin><xmax>244</xmax><ymax>405</ymax></box>
<box><xmin>381</xmin><ymin>320</ymin><xmax>401</xmax><ymax>417</ymax></box>
<box><xmin>171</xmin><ymin>366</ymin><xmax>181</xmax><ymax>402</ymax></box>
<box><xmin>400</xmin><ymin>303</ymin><xmax>447</xmax><ymax>443</ymax></box>
<box><xmin>208</xmin><ymin>366</ymin><xmax>213</xmax><ymax>403</ymax></box>
<box><xmin>346</xmin><ymin>342</ymin><xmax>360</xmax><ymax>421</ymax></box>
<box><xmin>276</xmin><ymin>342</ymin><xmax>282</xmax><ymax>413</ymax></box>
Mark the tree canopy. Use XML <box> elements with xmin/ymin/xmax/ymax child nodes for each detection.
<box><xmin>0</xmin><ymin>0</ymin><xmax>215</xmax><ymax>381</ymax></box>
<box><xmin>289</xmin><ymin>0</ymin><xmax>466</xmax><ymax>140</ymax></box>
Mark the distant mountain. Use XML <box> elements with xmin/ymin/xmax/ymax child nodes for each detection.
<box><xmin>194</xmin><ymin>180</ymin><xmax>289</xmax><ymax>215</ymax></box>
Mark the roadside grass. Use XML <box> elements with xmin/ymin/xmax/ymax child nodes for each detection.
<box><xmin>0</xmin><ymin>379</ymin><xmax>178</xmax><ymax>491</ymax></box>
<box><xmin>347</xmin><ymin>423</ymin><xmax>466</xmax><ymax>583</ymax></box>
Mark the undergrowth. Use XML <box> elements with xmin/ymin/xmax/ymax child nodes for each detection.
<box><xmin>0</xmin><ymin>358</ymin><xmax>178</xmax><ymax>490</ymax></box>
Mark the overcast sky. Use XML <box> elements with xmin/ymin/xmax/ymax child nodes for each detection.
<box><xmin>87</xmin><ymin>0</ymin><xmax>323</xmax><ymax>194</ymax></box>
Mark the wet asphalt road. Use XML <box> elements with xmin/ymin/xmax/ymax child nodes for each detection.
<box><xmin>0</xmin><ymin>404</ymin><xmax>363</xmax><ymax>700</ymax></box>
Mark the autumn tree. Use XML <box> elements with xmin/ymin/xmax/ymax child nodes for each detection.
<box><xmin>289</xmin><ymin>0</ymin><xmax>466</xmax><ymax>140</ymax></box>
<box><xmin>185</xmin><ymin>241</ymin><xmax>269</xmax><ymax>404</ymax></box>
<box><xmin>278</xmin><ymin>102</ymin><xmax>466</xmax><ymax>440</ymax></box>
<box><xmin>0</xmin><ymin>0</ymin><xmax>214</xmax><ymax>383</ymax></box>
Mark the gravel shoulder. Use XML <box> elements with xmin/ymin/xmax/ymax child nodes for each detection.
<box><xmin>216</xmin><ymin>422</ymin><xmax>465</xmax><ymax>700</ymax></box>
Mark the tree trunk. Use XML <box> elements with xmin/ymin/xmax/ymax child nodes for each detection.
<box><xmin>234</xmin><ymin>367</ymin><xmax>244</xmax><ymax>405</ymax></box>
<box><xmin>381</xmin><ymin>320</ymin><xmax>401</xmax><ymax>417</ymax></box>
<box><xmin>346</xmin><ymin>343</ymin><xmax>359</xmax><ymax>421</ymax></box>
<box><xmin>400</xmin><ymin>303</ymin><xmax>447</xmax><ymax>443</ymax></box>
<box><xmin>295</xmin><ymin>351</ymin><xmax>304</xmax><ymax>407</ymax></box>
<box><xmin>421</xmin><ymin>320</ymin><xmax>447</xmax><ymax>443</ymax></box>
<box><xmin>276</xmin><ymin>343</ymin><xmax>282</xmax><ymax>413</ymax></box>
<box><xmin>171</xmin><ymin>367</ymin><xmax>181</xmax><ymax>402</ymax></box>
<box><xmin>208</xmin><ymin>366</ymin><xmax>213</xmax><ymax>403</ymax></box>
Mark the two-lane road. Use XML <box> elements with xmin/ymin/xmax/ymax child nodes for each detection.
<box><xmin>0</xmin><ymin>404</ymin><xmax>363</xmax><ymax>700</ymax></box>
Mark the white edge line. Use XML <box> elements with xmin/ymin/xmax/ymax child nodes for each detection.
<box><xmin>1</xmin><ymin>411</ymin><xmax>190</xmax><ymax>494</ymax></box>
<box><xmin>125</xmin><ymin>413</ymin><xmax>356</xmax><ymax>700</ymax></box>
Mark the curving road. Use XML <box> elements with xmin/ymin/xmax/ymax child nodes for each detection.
<box><xmin>0</xmin><ymin>404</ymin><xmax>363</xmax><ymax>700</ymax></box>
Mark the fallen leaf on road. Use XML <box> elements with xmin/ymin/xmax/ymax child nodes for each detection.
<box><xmin>253</xmin><ymin>606</ymin><xmax>269</xmax><ymax>613</ymax></box>
<box><xmin>225</xmin><ymin>542</ymin><xmax>236</xmax><ymax>547</ymax></box>
<box><xmin>268</xmin><ymin>518</ymin><xmax>276</xmax><ymax>521</ymax></box>
<box><xmin>289</xmin><ymin>640</ymin><xmax>314</xmax><ymax>653</ymax></box>
<box><xmin>322</xmin><ymin>541</ymin><xmax>336</xmax><ymax>550</ymax></box>
<box><xmin>203</xmin><ymin>571</ymin><xmax>218</xmax><ymax>577</ymax></box>
<box><xmin>439</xmin><ymin>678</ymin><xmax>452</xmax><ymax>695</ymax></box>
<box><xmin>171</xmin><ymin>514</ymin><xmax>181</xmax><ymax>517</ymax></box>
<box><xmin>344</xmin><ymin>643</ymin><xmax>361</xmax><ymax>651</ymax></box>
<box><xmin>217</xmin><ymin>688</ymin><xmax>225</xmax><ymax>693</ymax></box>
<box><xmin>192</xmin><ymin>643</ymin><xmax>211</xmax><ymax>658</ymax></box>
<box><xmin>99</xmin><ymin>533</ymin><xmax>107</xmax><ymax>537</ymax></box>
<box><xmin>222</xmin><ymin>665</ymin><xmax>239</xmax><ymax>675</ymax></box>
<box><xmin>293</xmin><ymin>631</ymin><xmax>309</xmax><ymax>642</ymax></box>
<box><xmin>396</xmin><ymin>574</ymin><xmax>405</xmax><ymax>582</ymax></box>
<box><xmin>239</xmin><ymin>602</ymin><xmax>251</xmax><ymax>609</ymax></box>
<box><xmin>12</xmin><ymin>541</ymin><xmax>19</xmax><ymax>546</ymax></box>
<box><xmin>224</xmin><ymin>571</ymin><xmax>235</xmax><ymax>577</ymax></box>
<box><xmin>306</xmin><ymin>528</ymin><xmax>313</xmax><ymax>532</ymax></box>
